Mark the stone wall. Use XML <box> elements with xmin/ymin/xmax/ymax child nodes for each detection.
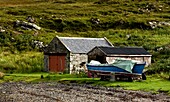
<box><xmin>70</xmin><ymin>53</ymin><xmax>88</xmax><ymax>74</ymax></box>
<box><xmin>44</xmin><ymin>37</ymin><xmax>68</xmax><ymax>54</ymax></box>
<box><xmin>44</xmin><ymin>55</ymin><xmax>49</xmax><ymax>72</ymax></box>
<box><xmin>44</xmin><ymin>54</ymin><xmax>70</xmax><ymax>73</ymax></box>
<box><xmin>44</xmin><ymin>37</ymin><xmax>70</xmax><ymax>73</ymax></box>
<box><xmin>44</xmin><ymin>52</ymin><xmax>87</xmax><ymax>74</ymax></box>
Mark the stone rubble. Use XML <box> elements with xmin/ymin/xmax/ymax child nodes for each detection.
<box><xmin>0</xmin><ymin>26</ymin><xmax>5</xmax><ymax>33</ymax></box>
<box><xmin>15</xmin><ymin>20</ymin><xmax>41</xmax><ymax>30</ymax></box>
<box><xmin>149</xmin><ymin>21</ymin><xmax>170</xmax><ymax>29</ymax></box>
<box><xmin>32</xmin><ymin>40</ymin><xmax>45</xmax><ymax>49</ymax></box>
<box><xmin>0</xmin><ymin>82</ymin><xmax>170</xmax><ymax>102</ymax></box>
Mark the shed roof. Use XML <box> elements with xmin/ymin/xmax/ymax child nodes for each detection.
<box><xmin>58</xmin><ymin>37</ymin><xmax>113</xmax><ymax>54</ymax></box>
<box><xmin>91</xmin><ymin>46</ymin><xmax>151</xmax><ymax>55</ymax></box>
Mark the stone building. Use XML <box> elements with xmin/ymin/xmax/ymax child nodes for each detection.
<box><xmin>88</xmin><ymin>46</ymin><xmax>152</xmax><ymax>67</ymax></box>
<box><xmin>43</xmin><ymin>36</ymin><xmax>113</xmax><ymax>73</ymax></box>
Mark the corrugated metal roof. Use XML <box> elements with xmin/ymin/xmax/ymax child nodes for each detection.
<box><xmin>58</xmin><ymin>37</ymin><xmax>112</xmax><ymax>53</ymax></box>
<box><xmin>96</xmin><ymin>46</ymin><xmax>151</xmax><ymax>55</ymax></box>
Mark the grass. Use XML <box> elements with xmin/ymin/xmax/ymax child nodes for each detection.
<box><xmin>105</xmin><ymin>76</ymin><xmax>170</xmax><ymax>93</ymax></box>
<box><xmin>0</xmin><ymin>73</ymin><xmax>170</xmax><ymax>95</ymax></box>
<box><xmin>0</xmin><ymin>0</ymin><xmax>170</xmax><ymax>48</ymax></box>
<box><xmin>0</xmin><ymin>51</ymin><xmax>44</xmax><ymax>73</ymax></box>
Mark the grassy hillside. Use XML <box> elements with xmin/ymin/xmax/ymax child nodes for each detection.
<box><xmin>0</xmin><ymin>0</ymin><xmax>170</xmax><ymax>75</ymax></box>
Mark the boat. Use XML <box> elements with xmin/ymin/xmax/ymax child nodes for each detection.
<box><xmin>86</xmin><ymin>59</ymin><xmax>146</xmax><ymax>81</ymax></box>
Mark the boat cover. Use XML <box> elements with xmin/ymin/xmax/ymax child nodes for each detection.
<box><xmin>110</xmin><ymin>59</ymin><xmax>136</xmax><ymax>73</ymax></box>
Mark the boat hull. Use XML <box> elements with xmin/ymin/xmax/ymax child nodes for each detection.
<box><xmin>86</xmin><ymin>65</ymin><xmax>130</xmax><ymax>73</ymax></box>
<box><xmin>86</xmin><ymin>63</ymin><xmax>146</xmax><ymax>74</ymax></box>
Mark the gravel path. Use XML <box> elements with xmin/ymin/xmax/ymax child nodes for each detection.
<box><xmin>0</xmin><ymin>82</ymin><xmax>170</xmax><ymax>102</ymax></box>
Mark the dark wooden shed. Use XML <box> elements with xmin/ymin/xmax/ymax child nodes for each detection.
<box><xmin>88</xmin><ymin>46</ymin><xmax>152</xmax><ymax>67</ymax></box>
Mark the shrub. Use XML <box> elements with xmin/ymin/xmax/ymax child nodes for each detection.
<box><xmin>64</xmin><ymin>20</ymin><xmax>91</xmax><ymax>32</ymax></box>
<box><xmin>6</xmin><ymin>10</ymin><xmax>29</xmax><ymax>16</ymax></box>
<box><xmin>39</xmin><ymin>19</ymin><xmax>66</xmax><ymax>32</ymax></box>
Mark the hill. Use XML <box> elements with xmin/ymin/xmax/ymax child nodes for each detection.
<box><xmin>0</xmin><ymin>0</ymin><xmax>170</xmax><ymax>76</ymax></box>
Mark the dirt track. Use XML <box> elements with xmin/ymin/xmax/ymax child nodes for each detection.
<box><xmin>0</xmin><ymin>82</ymin><xmax>170</xmax><ymax>102</ymax></box>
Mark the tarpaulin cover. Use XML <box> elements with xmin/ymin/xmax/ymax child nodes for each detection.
<box><xmin>111</xmin><ymin>59</ymin><xmax>136</xmax><ymax>73</ymax></box>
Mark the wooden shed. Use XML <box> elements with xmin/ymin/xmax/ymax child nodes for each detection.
<box><xmin>88</xmin><ymin>46</ymin><xmax>152</xmax><ymax>67</ymax></box>
<box><xmin>43</xmin><ymin>36</ymin><xmax>113</xmax><ymax>73</ymax></box>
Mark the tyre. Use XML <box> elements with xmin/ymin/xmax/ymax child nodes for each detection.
<box><xmin>128</xmin><ymin>77</ymin><xmax>133</xmax><ymax>82</ymax></box>
<box><xmin>142</xmin><ymin>73</ymin><xmax>146</xmax><ymax>80</ymax></box>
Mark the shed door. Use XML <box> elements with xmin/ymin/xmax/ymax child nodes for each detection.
<box><xmin>49</xmin><ymin>55</ymin><xmax>66</xmax><ymax>72</ymax></box>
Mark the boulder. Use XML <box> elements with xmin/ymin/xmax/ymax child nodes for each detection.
<box><xmin>15</xmin><ymin>20</ymin><xmax>41</xmax><ymax>30</ymax></box>
<box><xmin>0</xmin><ymin>72</ymin><xmax>5</xmax><ymax>79</ymax></box>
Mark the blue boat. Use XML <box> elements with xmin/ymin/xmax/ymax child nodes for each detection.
<box><xmin>86</xmin><ymin>62</ymin><xmax>146</xmax><ymax>74</ymax></box>
<box><xmin>86</xmin><ymin>59</ymin><xmax>146</xmax><ymax>81</ymax></box>
<box><xmin>86</xmin><ymin>64</ymin><xmax>130</xmax><ymax>73</ymax></box>
<box><xmin>132</xmin><ymin>63</ymin><xmax>146</xmax><ymax>74</ymax></box>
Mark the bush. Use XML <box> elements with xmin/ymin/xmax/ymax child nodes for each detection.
<box><xmin>7</xmin><ymin>10</ymin><xmax>29</xmax><ymax>16</ymax></box>
<box><xmin>39</xmin><ymin>19</ymin><xmax>66</xmax><ymax>32</ymax></box>
<box><xmin>64</xmin><ymin>20</ymin><xmax>91</xmax><ymax>32</ymax></box>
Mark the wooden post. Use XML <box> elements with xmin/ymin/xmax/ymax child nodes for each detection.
<box><xmin>110</xmin><ymin>73</ymin><xmax>116</xmax><ymax>81</ymax></box>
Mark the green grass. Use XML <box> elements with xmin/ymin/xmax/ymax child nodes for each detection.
<box><xmin>0</xmin><ymin>52</ymin><xmax>44</xmax><ymax>73</ymax></box>
<box><xmin>0</xmin><ymin>0</ymin><xmax>169</xmax><ymax>47</ymax></box>
<box><xmin>105</xmin><ymin>76</ymin><xmax>170</xmax><ymax>92</ymax></box>
<box><xmin>1</xmin><ymin>73</ymin><xmax>170</xmax><ymax>94</ymax></box>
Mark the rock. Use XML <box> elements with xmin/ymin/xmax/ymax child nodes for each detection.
<box><xmin>15</xmin><ymin>20</ymin><xmax>41</xmax><ymax>30</ymax></box>
<box><xmin>0</xmin><ymin>72</ymin><xmax>5</xmax><ymax>79</ymax></box>
<box><xmin>0</xmin><ymin>26</ymin><xmax>5</xmax><ymax>32</ymax></box>
<box><xmin>26</xmin><ymin>16</ymin><xmax>35</xmax><ymax>23</ymax></box>
<box><xmin>149</xmin><ymin>21</ymin><xmax>170</xmax><ymax>29</ymax></box>
<box><xmin>91</xmin><ymin>18</ymin><xmax>100</xmax><ymax>24</ymax></box>
<box><xmin>32</xmin><ymin>40</ymin><xmax>44</xmax><ymax>49</ymax></box>
<box><xmin>0</xmin><ymin>82</ymin><xmax>170</xmax><ymax>102</ymax></box>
